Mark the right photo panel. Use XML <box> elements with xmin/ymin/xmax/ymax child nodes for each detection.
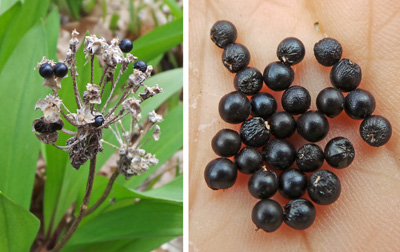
<box><xmin>189</xmin><ymin>0</ymin><xmax>400</xmax><ymax>251</ymax></box>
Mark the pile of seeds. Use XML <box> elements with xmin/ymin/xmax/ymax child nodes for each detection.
<box><xmin>205</xmin><ymin>20</ymin><xmax>392</xmax><ymax>232</ymax></box>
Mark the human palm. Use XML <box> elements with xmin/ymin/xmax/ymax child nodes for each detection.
<box><xmin>189</xmin><ymin>0</ymin><xmax>400</xmax><ymax>251</ymax></box>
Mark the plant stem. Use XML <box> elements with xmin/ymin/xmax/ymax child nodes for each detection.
<box><xmin>85</xmin><ymin>168</ymin><xmax>120</xmax><ymax>216</ymax></box>
<box><xmin>90</xmin><ymin>57</ymin><xmax>94</xmax><ymax>84</ymax></box>
<box><xmin>52</xmin><ymin>157</ymin><xmax>97</xmax><ymax>252</ymax></box>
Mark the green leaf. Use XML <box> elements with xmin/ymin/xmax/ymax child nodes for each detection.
<box><xmin>133</xmin><ymin>16</ymin><xmax>183</xmax><ymax>62</ymax></box>
<box><xmin>163</xmin><ymin>0</ymin><xmax>183</xmax><ymax>18</ymax></box>
<box><xmin>0</xmin><ymin>0</ymin><xmax>50</xmax><ymax>72</ymax></box>
<box><xmin>43</xmin><ymin>44</ymin><xmax>102</xmax><ymax>235</ymax></box>
<box><xmin>120</xmin><ymin>103</ymin><xmax>183</xmax><ymax>190</ymax></box>
<box><xmin>0</xmin><ymin>21</ymin><xmax>57</xmax><ymax>209</ymax></box>
<box><xmin>0</xmin><ymin>192</ymin><xmax>40</xmax><ymax>252</ymax></box>
<box><xmin>0</xmin><ymin>0</ymin><xmax>20</xmax><ymax>16</ymax></box>
<box><xmin>109</xmin><ymin>13</ymin><xmax>119</xmax><ymax>31</ymax></box>
<box><xmin>137</xmin><ymin>175</ymin><xmax>183</xmax><ymax>202</ymax></box>
<box><xmin>65</xmin><ymin>199</ymin><xmax>182</xmax><ymax>248</ymax></box>
<box><xmin>67</xmin><ymin>0</ymin><xmax>83</xmax><ymax>20</ymax></box>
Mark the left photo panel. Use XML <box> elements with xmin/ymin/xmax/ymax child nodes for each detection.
<box><xmin>0</xmin><ymin>0</ymin><xmax>183</xmax><ymax>251</ymax></box>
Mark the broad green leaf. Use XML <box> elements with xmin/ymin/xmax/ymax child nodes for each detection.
<box><xmin>65</xmin><ymin>199</ymin><xmax>182</xmax><ymax>248</ymax></box>
<box><xmin>67</xmin><ymin>0</ymin><xmax>83</xmax><ymax>20</ymax></box>
<box><xmin>120</xmin><ymin>103</ymin><xmax>183</xmax><ymax>190</ymax></box>
<box><xmin>0</xmin><ymin>0</ymin><xmax>50</xmax><ymax>72</ymax></box>
<box><xmin>43</xmin><ymin>43</ymin><xmax>102</xmax><ymax>235</ymax></box>
<box><xmin>133</xmin><ymin>17</ymin><xmax>183</xmax><ymax>62</ymax></box>
<box><xmin>64</xmin><ymin>236</ymin><xmax>174</xmax><ymax>252</ymax></box>
<box><xmin>0</xmin><ymin>2</ymin><xmax>20</xmax><ymax>32</ymax></box>
<box><xmin>0</xmin><ymin>0</ymin><xmax>20</xmax><ymax>15</ymax></box>
<box><xmin>0</xmin><ymin>192</ymin><xmax>40</xmax><ymax>252</ymax></box>
<box><xmin>0</xmin><ymin>21</ymin><xmax>56</xmax><ymax>209</ymax></box>
<box><xmin>163</xmin><ymin>0</ymin><xmax>183</xmax><ymax>18</ymax></box>
<box><xmin>96</xmin><ymin>68</ymin><xmax>183</xmax><ymax>170</ymax></box>
<box><xmin>137</xmin><ymin>175</ymin><xmax>183</xmax><ymax>202</ymax></box>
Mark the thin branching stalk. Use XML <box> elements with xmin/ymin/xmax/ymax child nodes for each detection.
<box><xmin>71</xmin><ymin>58</ymin><xmax>83</xmax><ymax>109</ymax></box>
<box><xmin>90</xmin><ymin>57</ymin><xmax>94</xmax><ymax>84</ymax></box>
<box><xmin>101</xmin><ymin>78</ymin><xmax>116</xmax><ymax>114</ymax></box>
<box><xmin>53</xmin><ymin>157</ymin><xmax>97</xmax><ymax>252</ymax></box>
<box><xmin>85</xmin><ymin>168</ymin><xmax>120</xmax><ymax>216</ymax></box>
<box><xmin>105</xmin><ymin>90</ymin><xmax>131</xmax><ymax>119</ymax></box>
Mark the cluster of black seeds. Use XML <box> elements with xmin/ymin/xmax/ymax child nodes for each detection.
<box><xmin>205</xmin><ymin>20</ymin><xmax>392</xmax><ymax>233</ymax></box>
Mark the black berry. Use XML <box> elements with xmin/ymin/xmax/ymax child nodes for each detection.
<box><xmin>250</xmin><ymin>92</ymin><xmax>277</xmax><ymax>120</ymax></box>
<box><xmin>50</xmin><ymin>120</ymin><xmax>64</xmax><ymax>131</ymax></box>
<box><xmin>93</xmin><ymin>115</ymin><xmax>105</xmax><ymax>127</ymax></box>
<box><xmin>360</xmin><ymin>115</ymin><xmax>392</xmax><ymax>147</ymax></box>
<box><xmin>219</xmin><ymin>91</ymin><xmax>251</xmax><ymax>124</ymax></box>
<box><xmin>262</xmin><ymin>139</ymin><xmax>296</xmax><ymax>170</ymax></box>
<box><xmin>119</xmin><ymin>38</ymin><xmax>133</xmax><ymax>53</ymax></box>
<box><xmin>240</xmin><ymin>117</ymin><xmax>270</xmax><ymax>147</ymax></box>
<box><xmin>308</xmin><ymin>170</ymin><xmax>341</xmax><ymax>205</ymax></box>
<box><xmin>313</xmin><ymin>38</ymin><xmax>342</xmax><ymax>66</ymax></box>
<box><xmin>252</xmin><ymin>199</ymin><xmax>283</xmax><ymax>232</ymax></box>
<box><xmin>210</xmin><ymin>20</ymin><xmax>237</xmax><ymax>48</ymax></box>
<box><xmin>248</xmin><ymin>170</ymin><xmax>278</xmax><ymax>199</ymax></box>
<box><xmin>263</xmin><ymin>62</ymin><xmax>294</xmax><ymax>91</ymax></box>
<box><xmin>134</xmin><ymin>60</ymin><xmax>148</xmax><ymax>73</ymax></box>
<box><xmin>296</xmin><ymin>144</ymin><xmax>324</xmax><ymax>172</ymax></box>
<box><xmin>324</xmin><ymin>137</ymin><xmax>355</xmax><ymax>169</ymax></box>
<box><xmin>234</xmin><ymin>67</ymin><xmax>263</xmax><ymax>95</ymax></box>
<box><xmin>222</xmin><ymin>43</ymin><xmax>250</xmax><ymax>73</ymax></box>
<box><xmin>39</xmin><ymin>63</ymin><xmax>54</xmax><ymax>78</ymax></box>
<box><xmin>235</xmin><ymin>147</ymin><xmax>263</xmax><ymax>174</ymax></box>
<box><xmin>204</xmin><ymin>158</ymin><xmax>237</xmax><ymax>190</ymax></box>
<box><xmin>278</xmin><ymin>168</ymin><xmax>307</xmax><ymax>199</ymax></box>
<box><xmin>277</xmin><ymin>37</ymin><xmax>305</xmax><ymax>66</ymax></box>
<box><xmin>297</xmin><ymin>111</ymin><xmax>329</xmax><ymax>142</ymax></box>
<box><xmin>268</xmin><ymin>111</ymin><xmax>296</xmax><ymax>139</ymax></box>
<box><xmin>284</xmin><ymin>199</ymin><xmax>316</xmax><ymax>230</ymax></box>
<box><xmin>330</xmin><ymin>59</ymin><xmax>362</xmax><ymax>92</ymax></box>
<box><xmin>281</xmin><ymin>86</ymin><xmax>311</xmax><ymax>115</ymax></box>
<box><xmin>316</xmin><ymin>87</ymin><xmax>344</xmax><ymax>118</ymax></box>
<box><xmin>344</xmin><ymin>88</ymin><xmax>375</xmax><ymax>120</ymax></box>
<box><xmin>211</xmin><ymin>129</ymin><xmax>241</xmax><ymax>157</ymax></box>
<box><xmin>54</xmin><ymin>62</ymin><xmax>68</xmax><ymax>78</ymax></box>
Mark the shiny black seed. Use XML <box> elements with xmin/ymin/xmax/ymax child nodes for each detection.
<box><xmin>234</xmin><ymin>67</ymin><xmax>263</xmax><ymax>95</ymax></box>
<box><xmin>34</xmin><ymin>119</ymin><xmax>48</xmax><ymax>133</ymax></box>
<box><xmin>268</xmin><ymin>111</ymin><xmax>296</xmax><ymax>139</ymax></box>
<box><xmin>360</xmin><ymin>115</ymin><xmax>392</xmax><ymax>147</ymax></box>
<box><xmin>93</xmin><ymin>115</ymin><xmax>105</xmax><ymax>128</ymax></box>
<box><xmin>134</xmin><ymin>60</ymin><xmax>148</xmax><ymax>73</ymax></box>
<box><xmin>235</xmin><ymin>147</ymin><xmax>263</xmax><ymax>174</ymax></box>
<box><xmin>263</xmin><ymin>62</ymin><xmax>294</xmax><ymax>91</ymax></box>
<box><xmin>324</xmin><ymin>137</ymin><xmax>355</xmax><ymax>168</ymax></box>
<box><xmin>54</xmin><ymin>62</ymin><xmax>68</xmax><ymax>78</ymax></box>
<box><xmin>284</xmin><ymin>199</ymin><xmax>316</xmax><ymax>230</ymax></box>
<box><xmin>308</xmin><ymin>170</ymin><xmax>341</xmax><ymax>205</ymax></box>
<box><xmin>296</xmin><ymin>144</ymin><xmax>324</xmax><ymax>172</ymax></box>
<box><xmin>211</xmin><ymin>129</ymin><xmax>241</xmax><ymax>157</ymax></box>
<box><xmin>204</xmin><ymin>158</ymin><xmax>237</xmax><ymax>190</ymax></box>
<box><xmin>39</xmin><ymin>63</ymin><xmax>54</xmax><ymax>78</ymax></box>
<box><xmin>282</xmin><ymin>86</ymin><xmax>311</xmax><ymax>115</ymax></box>
<box><xmin>330</xmin><ymin>59</ymin><xmax>362</xmax><ymax>92</ymax></box>
<box><xmin>218</xmin><ymin>91</ymin><xmax>251</xmax><ymax>124</ymax></box>
<box><xmin>248</xmin><ymin>170</ymin><xmax>278</xmax><ymax>199</ymax></box>
<box><xmin>278</xmin><ymin>168</ymin><xmax>307</xmax><ymax>199</ymax></box>
<box><xmin>222</xmin><ymin>43</ymin><xmax>250</xmax><ymax>73</ymax></box>
<box><xmin>210</xmin><ymin>20</ymin><xmax>237</xmax><ymax>48</ymax></box>
<box><xmin>119</xmin><ymin>38</ymin><xmax>133</xmax><ymax>52</ymax></box>
<box><xmin>344</xmin><ymin>88</ymin><xmax>375</xmax><ymax>120</ymax></box>
<box><xmin>250</xmin><ymin>92</ymin><xmax>277</xmax><ymax>120</ymax></box>
<box><xmin>313</xmin><ymin>38</ymin><xmax>342</xmax><ymax>66</ymax></box>
<box><xmin>316</xmin><ymin>87</ymin><xmax>344</xmax><ymax>118</ymax></box>
<box><xmin>297</xmin><ymin>111</ymin><xmax>329</xmax><ymax>142</ymax></box>
<box><xmin>240</xmin><ymin>117</ymin><xmax>270</xmax><ymax>147</ymax></box>
<box><xmin>252</xmin><ymin>199</ymin><xmax>283</xmax><ymax>232</ymax></box>
<box><xmin>277</xmin><ymin>37</ymin><xmax>305</xmax><ymax>66</ymax></box>
<box><xmin>262</xmin><ymin>139</ymin><xmax>296</xmax><ymax>170</ymax></box>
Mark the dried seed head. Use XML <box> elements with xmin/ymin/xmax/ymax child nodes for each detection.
<box><xmin>70</xmin><ymin>29</ymin><xmax>80</xmax><ymax>48</ymax></box>
<box><xmin>83</xmin><ymin>83</ymin><xmax>102</xmax><ymax>104</ymax></box>
<box><xmin>148</xmin><ymin>111</ymin><xmax>163</xmax><ymax>124</ymax></box>
<box><xmin>122</xmin><ymin>97</ymin><xmax>141</xmax><ymax>117</ymax></box>
<box><xmin>35</xmin><ymin>131</ymin><xmax>59</xmax><ymax>144</ymax></box>
<box><xmin>67</xmin><ymin>106</ymin><xmax>96</xmax><ymax>126</ymax></box>
<box><xmin>153</xmin><ymin>125</ymin><xmax>161</xmax><ymax>141</ymax></box>
<box><xmin>122</xmin><ymin>53</ymin><xmax>138</xmax><ymax>71</ymax></box>
<box><xmin>84</xmin><ymin>35</ymin><xmax>109</xmax><ymax>58</ymax></box>
<box><xmin>35</xmin><ymin>95</ymin><xmax>62</xmax><ymax>123</ymax></box>
<box><xmin>102</xmin><ymin>38</ymin><xmax>125</xmax><ymax>67</ymax></box>
<box><xmin>139</xmin><ymin>84</ymin><xmax>163</xmax><ymax>101</ymax></box>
